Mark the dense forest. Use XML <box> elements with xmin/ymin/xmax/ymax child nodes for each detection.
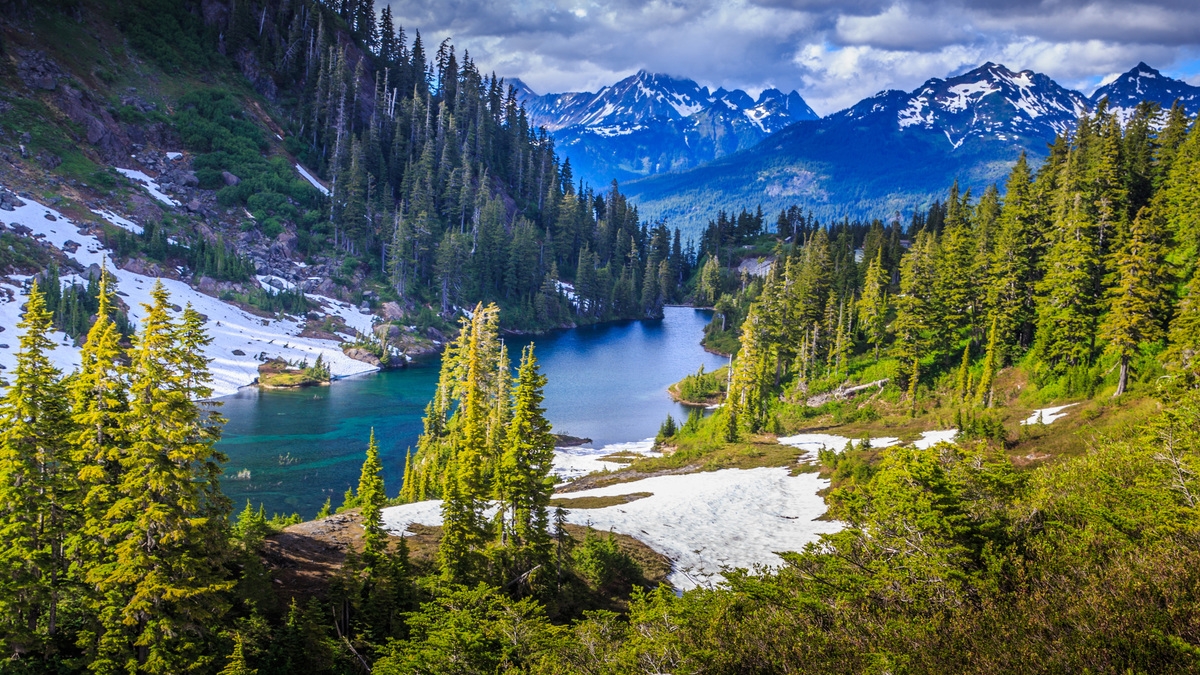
<box><xmin>107</xmin><ymin>0</ymin><xmax>695</xmax><ymax>329</ymax></box>
<box><xmin>700</xmin><ymin>100</ymin><xmax>1199</xmax><ymax>420</ymax></box>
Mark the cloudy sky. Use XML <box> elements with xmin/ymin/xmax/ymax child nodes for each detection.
<box><xmin>382</xmin><ymin>0</ymin><xmax>1200</xmax><ymax>115</ymax></box>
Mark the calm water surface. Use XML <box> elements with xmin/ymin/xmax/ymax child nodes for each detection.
<box><xmin>217</xmin><ymin>307</ymin><xmax>726</xmax><ymax>517</ymax></box>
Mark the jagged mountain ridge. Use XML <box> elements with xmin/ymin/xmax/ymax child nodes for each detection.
<box><xmin>620</xmin><ymin>61</ymin><xmax>1198</xmax><ymax>233</ymax></box>
<box><xmin>512</xmin><ymin>71</ymin><xmax>817</xmax><ymax>187</ymax></box>
<box><xmin>842</xmin><ymin>62</ymin><xmax>1091</xmax><ymax>149</ymax></box>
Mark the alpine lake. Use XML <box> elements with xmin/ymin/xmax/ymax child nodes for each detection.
<box><xmin>216</xmin><ymin>307</ymin><xmax>727</xmax><ymax>518</ymax></box>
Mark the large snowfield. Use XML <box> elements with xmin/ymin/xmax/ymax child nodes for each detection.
<box><xmin>0</xmin><ymin>186</ymin><xmax>378</xmax><ymax>397</ymax></box>
<box><xmin>383</xmin><ymin>430</ymin><xmax>960</xmax><ymax>590</ymax></box>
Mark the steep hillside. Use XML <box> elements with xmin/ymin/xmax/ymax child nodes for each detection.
<box><xmin>515</xmin><ymin>71</ymin><xmax>817</xmax><ymax>188</ymax></box>
<box><xmin>0</xmin><ymin>0</ymin><xmax>694</xmax><ymax>393</ymax></box>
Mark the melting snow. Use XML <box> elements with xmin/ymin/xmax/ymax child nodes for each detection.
<box><xmin>553</xmin><ymin>439</ymin><xmax>659</xmax><ymax>481</ymax></box>
<box><xmin>0</xmin><ymin>188</ymin><xmax>378</xmax><ymax>397</ymax></box>
<box><xmin>295</xmin><ymin>164</ymin><xmax>330</xmax><ymax>196</ymax></box>
<box><xmin>778</xmin><ymin>432</ymin><xmax>900</xmax><ymax>454</ymax></box>
<box><xmin>912</xmin><ymin>429</ymin><xmax>958</xmax><ymax>448</ymax></box>
<box><xmin>381</xmin><ymin>466</ymin><xmax>842</xmax><ymax>590</ymax></box>
<box><xmin>114</xmin><ymin>168</ymin><xmax>179</xmax><ymax>207</ymax></box>
<box><xmin>91</xmin><ymin>209</ymin><xmax>142</xmax><ymax>235</ymax></box>
<box><xmin>898</xmin><ymin>96</ymin><xmax>935</xmax><ymax>128</ymax></box>
<box><xmin>940</xmin><ymin>81</ymin><xmax>1000</xmax><ymax>113</ymax></box>
<box><xmin>1022</xmin><ymin>403</ymin><xmax>1077</xmax><ymax>426</ymax></box>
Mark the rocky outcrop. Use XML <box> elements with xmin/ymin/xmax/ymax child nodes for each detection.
<box><xmin>342</xmin><ymin>347</ymin><xmax>382</xmax><ymax>367</ymax></box>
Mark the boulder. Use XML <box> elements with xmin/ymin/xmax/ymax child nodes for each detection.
<box><xmin>381</xmin><ymin>301</ymin><xmax>404</xmax><ymax>321</ymax></box>
<box><xmin>222</xmin><ymin>171</ymin><xmax>241</xmax><ymax>186</ymax></box>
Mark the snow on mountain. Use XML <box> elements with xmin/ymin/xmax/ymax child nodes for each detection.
<box><xmin>514</xmin><ymin>71</ymin><xmax>817</xmax><ymax>187</ymax></box>
<box><xmin>841</xmin><ymin>62</ymin><xmax>1091</xmax><ymax>151</ymax></box>
<box><xmin>1090</xmin><ymin>62</ymin><xmax>1200</xmax><ymax>120</ymax></box>
<box><xmin>0</xmin><ymin>186</ymin><xmax>379</xmax><ymax>398</ymax></box>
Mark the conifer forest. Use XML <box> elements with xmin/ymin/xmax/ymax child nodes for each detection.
<box><xmin>1</xmin><ymin>0</ymin><xmax>1200</xmax><ymax>673</ymax></box>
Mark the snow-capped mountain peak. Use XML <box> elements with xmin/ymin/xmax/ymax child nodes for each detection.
<box><xmin>1091</xmin><ymin>62</ymin><xmax>1200</xmax><ymax>121</ymax></box>
<box><xmin>513</xmin><ymin>72</ymin><xmax>819</xmax><ymax>187</ymax></box>
<box><xmin>842</xmin><ymin>62</ymin><xmax>1090</xmax><ymax>150</ymax></box>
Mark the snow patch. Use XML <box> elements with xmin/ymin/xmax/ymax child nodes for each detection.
<box><xmin>114</xmin><ymin>168</ymin><xmax>179</xmax><ymax>207</ymax></box>
<box><xmin>91</xmin><ymin>209</ymin><xmax>142</xmax><ymax>235</ymax></box>
<box><xmin>381</xmin><ymin>466</ymin><xmax>842</xmax><ymax>590</ymax></box>
<box><xmin>1022</xmin><ymin>403</ymin><xmax>1077</xmax><ymax>426</ymax></box>
<box><xmin>912</xmin><ymin>429</ymin><xmax>958</xmax><ymax>448</ymax></box>
<box><xmin>940</xmin><ymin>81</ymin><xmax>1000</xmax><ymax>113</ymax></box>
<box><xmin>295</xmin><ymin>164</ymin><xmax>330</xmax><ymax>196</ymax></box>
<box><xmin>777</xmin><ymin>432</ymin><xmax>900</xmax><ymax>455</ymax></box>
<box><xmin>553</xmin><ymin>439</ymin><xmax>659</xmax><ymax>481</ymax></box>
<box><xmin>0</xmin><ymin>188</ymin><xmax>378</xmax><ymax>397</ymax></box>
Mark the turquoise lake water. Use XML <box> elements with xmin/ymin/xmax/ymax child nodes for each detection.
<box><xmin>216</xmin><ymin>307</ymin><xmax>727</xmax><ymax>518</ymax></box>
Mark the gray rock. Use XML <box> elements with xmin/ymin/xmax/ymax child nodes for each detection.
<box><xmin>222</xmin><ymin>171</ymin><xmax>241</xmax><ymax>186</ymax></box>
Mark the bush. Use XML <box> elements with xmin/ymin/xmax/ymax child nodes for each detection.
<box><xmin>572</xmin><ymin>529</ymin><xmax>641</xmax><ymax>588</ymax></box>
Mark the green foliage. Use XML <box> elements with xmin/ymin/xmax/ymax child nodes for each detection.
<box><xmin>655</xmin><ymin>414</ymin><xmax>677</xmax><ymax>446</ymax></box>
<box><xmin>674</xmin><ymin>364</ymin><xmax>727</xmax><ymax>403</ymax></box>
<box><xmin>175</xmin><ymin>90</ymin><xmax>319</xmax><ymax>213</ymax></box>
<box><xmin>0</xmin><ymin>231</ymin><xmax>52</xmax><ymax>274</ymax></box>
<box><xmin>571</xmin><ymin>529</ymin><xmax>642</xmax><ymax>589</ymax></box>
<box><xmin>117</xmin><ymin>0</ymin><xmax>216</xmax><ymax>73</ymax></box>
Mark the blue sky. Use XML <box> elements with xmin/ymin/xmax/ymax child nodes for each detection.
<box><xmin>383</xmin><ymin>0</ymin><xmax>1200</xmax><ymax>115</ymax></box>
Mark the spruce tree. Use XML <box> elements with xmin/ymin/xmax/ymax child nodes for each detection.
<box><xmin>955</xmin><ymin>344</ymin><xmax>971</xmax><ymax>403</ymax></box>
<box><xmin>975</xmin><ymin>316</ymin><xmax>1000</xmax><ymax>408</ymax></box>
<box><xmin>217</xmin><ymin>633</ymin><xmax>257</xmax><ymax>675</ymax></box>
<box><xmin>1166</xmin><ymin>271</ymin><xmax>1200</xmax><ymax>375</ymax></box>
<box><xmin>857</xmin><ymin>247</ymin><xmax>889</xmax><ymax>360</ymax></box>
<box><xmin>68</xmin><ymin>266</ymin><xmax>129</xmax><ymax>660</ymax></box>
<box><xmin>986</xmin><ymin>153</ymin><xmax>1038</xmax><ymax>359</ymax></box>
<box><xmin>1032</xmin><ymin>194</ymin><xmax>1101</xmax><ymax>373</ymax></box>
<box><xmin>436</xmin><ymin>306</ymin><xmax>497</xmax><ymax>583</ymax></box>
<box><xmin>1099</xmin><ymin>206</ymin><xmax>1168</xmax><ymax>396</ymax></box>
<box><xmin>495</xmin><ymin>345</ymin><xmax>556</xmax><ymax>584</ymax></box>
<box><xmin>0</xmin><ymin>282</ymin><xmax>73</xmax><ymax>654</ymax></box>
<box><xmin>357</xmin><ymin>429</ymin><xmax>387</xmax><ymax>564</ymax></box>
<box><xmin>94</xmin><ymin>282</ymin><xmax>232</xmax><ymax>674</ymax></box>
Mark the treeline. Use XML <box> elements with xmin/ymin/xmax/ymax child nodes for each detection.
<box><xmin>126</xmin><ymin>0</ymin><xmax>693</xmax><ymax>328</ymax></box>
<box><xmin>716</xmin><ymin>101</ymin><xmax>1200</xmax><ymax>434</ymax></box>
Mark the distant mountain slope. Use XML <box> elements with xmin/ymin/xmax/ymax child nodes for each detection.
<box><xmin>513</xmin><ymin>71</ymin><xmax>817</xmax><ymax>187</ymax></box>
<box><xmin>624</xmin><ymin>61</ymin><xmax>1194</xmax><ymax>232</ymax></box>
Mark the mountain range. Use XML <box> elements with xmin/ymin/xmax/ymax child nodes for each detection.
<box><xmin>513</xmin><ymin>71</ymin><xmax>818</xmax><ymax>189</ymax></box>
<box><xmin>518</xmin><ymin>62</ymin><xmax>1200</xmax><ymax>231</ymax></box>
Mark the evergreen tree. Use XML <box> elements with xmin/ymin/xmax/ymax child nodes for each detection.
<box><xmin>357</xmin><ymin>429</ymin><xmax>387</xmax><ymax>564</ymax></box>
<box><xmin>986</xmin><ymin>153</ymin><xmax>1039</xmax><ymax>360</ymax></box>
<box><xmin>975</xmin><ymin>316</ymin><xmax>999</xmax><ymax>408</ymax></box>
<box><xmin>217</xmin><ymin>633</ymin><xmax>257</xmax><ymax>675</ymax></box>
<box><xmin>0</xmin><ymin>282</ymin><xmax>73</xmax><ymax>655</ymax></box>
<box><xmin>1166</xmin><ymin>271</ymin><xmax>1200</xmax><ymax>375</ymax></box>
<box><xmin>1099</xmin><ymin>206</ymin><xmax>1168</xmax><ymax>396</ymax></box>
<box><xmin>436</xmin><ymin>305</ymin><xmax>499</xmax><ymax>583</ymax></box>
<box><xmin>68</xmin><ymin>266</ymin><xmax>129</xmax><ymax>661</ymax></box>
<box><xmin>495</xmin><ymin>345</ymin><xmax>556</xmax><ymax>587</ymax></box>
<box><xmin>857</xmin><ymin>247</ymin><xmax>889</xmax><ymax>360</ymax></box>
<box><xmin>93</xmin><ymin>282</ymin><xmax>232</xmax><ymax>674</ymax></box>
<box><xmin>1032</xmin><ymin>195</ymin><xmax>1101</xmax><ymax>373</ymax></box>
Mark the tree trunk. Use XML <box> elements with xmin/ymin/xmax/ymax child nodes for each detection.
<box><xmin>1115</xmin><ymin>355</ymin><xmax>1129</xmax><ymax>397</ymax></box>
